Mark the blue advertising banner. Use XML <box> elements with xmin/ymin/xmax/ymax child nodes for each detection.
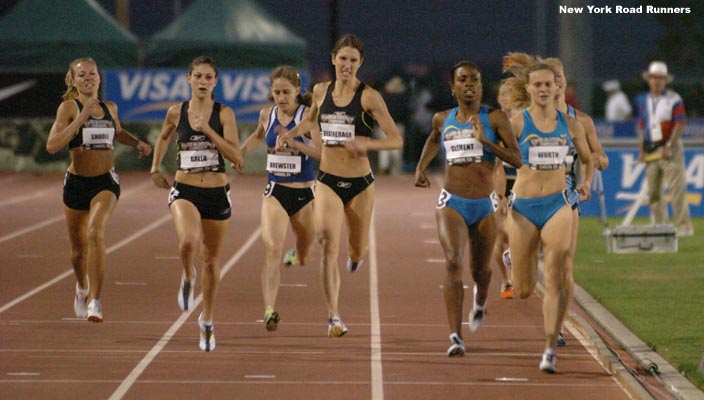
<box><xmin>580</xmin><ymin>147</ymin><xmax>704</xmax><ymax>218</ymax></box>
<box><xmin>103</xmin><ymin>69</ymin><xmax>309</xmax><ymax>123</ymax></box>
<box><xmin>594</xmin><ymin>119</ymin><xmax>704</xmax><ymax>139</ymax></box>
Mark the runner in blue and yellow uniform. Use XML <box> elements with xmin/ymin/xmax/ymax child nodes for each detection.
<box><xmin>276</xmin><ymin>34</ymin><xmax>403</xmax><ymax>338</ymax></box>
<box><xmin>415</xmin><ymin>61</ymin><xmax>522</xmax><ymax>357</ymax></box>
<box><xmin>506</xmin><ymin>63</ymin><xmax>593</xmax><ymax>373</ymax></box>
<box><xmin>151</xmin><ymin>56</ymin><xmax>244</xmax><ymax>351</ymax></box>
<box><xmin>543</xmin><ymin>56</ymin><xmax>609</xmax><ymax>347</ymax></box>
<box><xmin>47</xmin><ymin>57</ymin><xmax>151</xmax><ymax>324</ymax></box>
<box><xmin>240</xmin><ymin>66</ymin><xmax>320</xmax><ymax>332</ymax></box>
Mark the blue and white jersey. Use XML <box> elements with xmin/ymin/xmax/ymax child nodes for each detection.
<box><xmin>518</xmin><ymin>109</ymin><xmax>571</xmax><ymax>170</ymax></box>
<box><xmin>440</xmin><ymin>105</ymin><xmax>498</xmax><ymax>166</ymax></box>
<box><xmin>264</xmin><ymin>105</ymin><xmax>315</xmax><ymax>183</ymax></box>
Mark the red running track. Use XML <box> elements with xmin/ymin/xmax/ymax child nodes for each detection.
<box><xmin>0</xmin><ymin>172</ymin><xmax>653</xmax><ymax>399</ymax></box>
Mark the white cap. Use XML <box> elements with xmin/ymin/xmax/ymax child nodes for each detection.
<box><xmin>602</xmin><ymin>79</ymin><xmax>620</xmax><ymax>92</ymax></box>
<box><xmin>642</xmin><ymin>61</ymin><xmax>673</xmax><ymax>82</ymax></box>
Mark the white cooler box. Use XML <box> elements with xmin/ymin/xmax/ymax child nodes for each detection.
<box><xmin>606</xmin><ymin>224</ymin><xmax>678</xmax><ymax>254</ymax></box>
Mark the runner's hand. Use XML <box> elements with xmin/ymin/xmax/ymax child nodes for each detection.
<box><xmin>230</xmin><ymin>155</ymin><xmax>244</xmax><ymax>175</ymax></box>
<box><xmin>415</xmin><ymin>170</ymin><xmax>430</xmax><ymax>188</ymax></box>
<box><xmin>150</xmin><ymin>171</ymin><xmax>170</xmax><ymax>189</ymax></box>
<box><xmin>275</xmin><ymin>125</ymin><xmax>290</xmax><ymax>151</ymax></box>
<box><xmin>577</xmin><ymin>183</ymin><xmax>591</xmax><ymax>201</ymax></box>
<box><xmin>344</xmin><ymin>140</ymin><xmax>367</xmax><ymax>157</ymax></box>
<box><xmin>137</xmin><ymin>141</ymin><xmax>152</xmax><ymax>158</ymax></box>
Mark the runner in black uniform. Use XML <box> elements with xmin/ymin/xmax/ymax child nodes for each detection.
<box><xmin>151</xmin><ymin>56</ymin><xmax>243</xmax><ymax>351</ymax></box>
<box><xmin>276</xmin><ymin>35</ymin><xmax>403</xmax><ymax>337</ymax></box>
<box><xmin>47</xmin><ymin>57</ymin><xmax>151</xmax><ymax>323</ymax></box>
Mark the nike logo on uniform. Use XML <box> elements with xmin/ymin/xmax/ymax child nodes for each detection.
<box><xmin>0</xmin><ymin>80</ymin><xmax>38</xmax><ymax>102</ymax></box>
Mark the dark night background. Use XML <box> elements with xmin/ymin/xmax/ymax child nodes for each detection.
<box><xmin>2</xmin><ymin>0</ymin><xmax>702</xmax><ymax>82</ymax></box>
<box><xmin>1</xmin><ymin>0</ymin><xmax>703</xmax><ymax>118</ymax></box>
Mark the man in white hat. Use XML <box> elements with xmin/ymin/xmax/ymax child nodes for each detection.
<box><xmin>635</xmin><ymin>61</ymin><xmax>693</xmax><ymax>236</ymax></box>
<box><xmin>602</xmin><ymin>79</ymin><xmax>632</xmax><ymax>122</ymax></box>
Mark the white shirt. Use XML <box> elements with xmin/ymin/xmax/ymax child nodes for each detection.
<box><xmin>605</xmin><ymin>91</ymin><xmax>632</xmax><ymax>122</ymax></box>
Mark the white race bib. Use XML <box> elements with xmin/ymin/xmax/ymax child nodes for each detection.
<box><xmin>180</xmin><ymin>149</ymin><xmax>220</xmax><ymax>172</ymax></box>
<box><xmin>82</xmin><ymin>127</ymin><xmax>114</xmax><ymax>150</ymax></box>
<box><xmin>444</xmin><ymin>137</ymin><xmax>483</xmax><ymax>165</ymax></box>
<box><xmin>266</xmin><ymin>153</ymin><xmax>302</xmax><ymax>176</ymax></box>
<box><xmin>320</xmin><ymin>122</ymin><xmax>355</xmax><ymax>145</ymax></box>
<box><xmin>528</xmin><ymin>144</ymin><xmax>569</xmax><ymax>170</ymax></box>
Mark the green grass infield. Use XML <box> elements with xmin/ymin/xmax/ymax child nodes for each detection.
<box><xmin>574</xmin><ymin>217</ymin><xmax>704</xmax><ymax>390</ymax></box>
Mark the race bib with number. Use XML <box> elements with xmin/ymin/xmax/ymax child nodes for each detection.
<box><xmin>527</xmin><ymin>137</ymin><xmax>569</xmax><ymax>170</ymax></box>
<box><xmin>266</xmin><ymin>153</ymin><xmax>302</xmax><ymax>176</ymax></box>
<box><xmin>179</xmin><ymin>149</ymin><xmax>220</xmax><ymax>172</ymax></box>
<box><xmin>320</xmin><ymin>122</ymin><xmax>355</xmax><ymax>146</ymax></box>
<box><xmin>81</xmin><ymin>127</ymin><xmax>115</xmax><ymax>150</ymax></box>
<box><xmin>443</xmin><ymin>128</ymin><xmax>483</xmax><ymax>165</ymax></box>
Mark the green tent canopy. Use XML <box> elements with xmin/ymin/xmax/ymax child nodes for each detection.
<box><xmin>0</xmin><ymin>0</ymin><xmax>139</xmax><ymax>72</ymax></box>
<box><xmin>144</xmin><ymin>0</ymin><xmax>307</xmax><ymax>69</ymax></box>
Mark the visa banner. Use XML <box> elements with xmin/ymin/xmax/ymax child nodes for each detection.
<box><xmin>580</xmin><ymin>147</ymin><xmax>704</xmax><ymax>218</ymax></box>
<box><xmin>103</xmin><ymin>69</ymin><xmax>309</xmax><ymax>122</ymax></box>
<box><xmin>594</xmin><ymin>119</ymin><xmax>704</xmax><ymax>139</ymax></box>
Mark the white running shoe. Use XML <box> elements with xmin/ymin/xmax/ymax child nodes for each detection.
<box><xmin>539</xmin><ymin>348</ymin><xmax>557</xmax><ymax>373</ymax></box>
<box><xmin>198</xmin><ymin>313</ymin><xmax>215</xmax><ymax>352</ymax></box>
<box><xmin>74</xmin><ymin>281</ymin><xmax>89</xmax><ymax>318</ymax></box>
<box><xmin>86</xmin><ymin>299</ymin><xmax>103</xmax><ymax>323</ymax></box>
<box><xmin>177</xmin><ymin>268</ymin><xmax>196</xmax><ymax>312</ymax></box>
<box><xmin>469</xmin><ymin>308</ymin><xmax>486</xmax><ymax>332</ymax></box>
<box><xmin>327</xmin><ymin>316</ymin><xmax>349</xmax><ymax>338</ymax></box>
<box><xmin>469</xmin><ymin>285</ymin><xmax>486</xmax><ymax>332</ymax></box>
<box><xmin>447</xmin><ymin>333</ymin><xmax>466</xmax><ymax>357</ymax></box>
<box><xmin>346</xmin><ymin>258</ymin><xmax>364</xmax><ymax>273</ymax></box>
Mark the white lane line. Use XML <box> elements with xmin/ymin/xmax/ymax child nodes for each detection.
<box><xmin>7</xmin><ymin>372</ymin><xmax>40</xmax><ymax>376</ymax></box>
<box><xmin>495</xmin><ymin>377</ymin><xmax>528</xmax><ymax>382</ymax></box>
<box><xmin>0</xmin><ymin>215</ymin><xmax>64</xmax><ymax>245</ymax></box>
<box><xmin>114</xmin><ymin>282</ymin><xmax>147</xmax><ymax>286</ymax></box>
<box><xmin>438</xmin><ymin>285</ymin><xmax>470</xmax><ymax>289</ymax></box>
<box><xmin>427</xmin><ymin>258</ymin><xmax>445</xmax><ymax>263</ymax></box>
<box><xmin>0</xmin><ymin>214</ymin><xmax>171</xmax><ymax>314</ymax></box>
<box><xmin>244</xmin><ymin>375</ymin><xmax>276</xmax><ymax>379</ymax></box>
<box><xmin>108</xmin><ymin>227</ymin><xmax>261</xmax><ymax>400</ymax></box>
<box><xmin>0</xmin><ymin>180</ymin><xmax>152</xmax><ymax>245</ymax></box>
<box><xmin>280</xmin><ymin>283</ymin><xmax>307</xmax><ymax>287</ymax></box>
<box><xmin>423</xmin><ymin>239</ymin><xmax>439</xmax><ymax>244</ymax></box>
<box><xmin>369</xmin><ymin>211</ymin><xmax>384</xmax><ymax>400</ymax></box>
<box><xmin>0</xmin><ymin>188</ymin><xmax>54</xmax><ymax>208</ymax></box>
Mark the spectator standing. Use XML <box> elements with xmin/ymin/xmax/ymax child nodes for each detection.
<box><xmin>635</xmin><ymin>61</ymin><xmax>693</xmax><ymax>237</ymax></box>
<box><xmin>602</xmin><ymin>79</ymin><xmax>632</xmax><ymax>122</ymax></box>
